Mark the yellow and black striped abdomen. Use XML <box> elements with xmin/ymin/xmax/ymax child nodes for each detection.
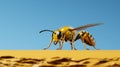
<box><xmin>75</xmin><ymin>31</ymin><xmax>95</xmax><ymax>46</ymax></box>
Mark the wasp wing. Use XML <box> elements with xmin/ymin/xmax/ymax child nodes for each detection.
<box><xmin>70</xmin><ymin>23</ymin><xmax>103</xmax><ymax>31</ymax></box>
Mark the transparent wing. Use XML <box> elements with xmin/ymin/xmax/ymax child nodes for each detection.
<box><xmin>70</xmin><ymin>23</ymin><xmax>103</xmax><ymax>31</ymax></box>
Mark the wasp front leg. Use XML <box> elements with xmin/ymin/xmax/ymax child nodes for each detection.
<box><xmin>43</xmin><ymin>39</ymin><xmax>53</xmax><ymax>50</ymax></box>
<box><xmin>57</xmin><ymin>40</ymin><xmax>64</xmax><ymax>50</ymax></box>
<box><xmin>57</xmin><ymin>41</ymin><xmax>63</xmax><ymax>50</ymax></box>
<box><xmin>57</xmin><ymin>35</ymin><xmax>65</xmax><ymax>50</ymax></box>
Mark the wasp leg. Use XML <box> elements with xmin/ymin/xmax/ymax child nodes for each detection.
<box><xmin>59</xmin><ymin>41</ymin><xmax>61</xmax><ymax>47</ymax></box>
<box><xmin>57</xmin><ymin>41</ymin><xmax>64</xmax><ymax>50</ymax></box>
<box><xmin>71</xmin><ymin>35</ymin><xmax>77</xmax><ymax>50</ymax></box>
<box><xmin>43</xmin><ymin>39</ymin><xmax>53</xmax><ymax>50</ymax></box>
<box><xmin>93</xmin><ymin>46</ymin><xmax>99</xmax><ymax>50</ymax></box>
<box><xmin>56</xmin><ymin>41</ymin><xmax>62</xmax><ymax>50</ymax></box>
<box><xmin>70</xmin><ymin>42</ymin><xmax>77</xmax><ymax>50</ymax></box>
<box><xmin>57</xmin><ymin>42</ymin><xmax>64</xmax><ymax>50</ymax></box>
<box><xmin>82</xmin><ymin>43</ymin><xmax>89</xmax><ymax>50</ymax></box>
<box><xmin>71</xmin><ymin>38</ymin><xmax>77</xmax><ymax>50</ymax></box>
<box><xmin>57</xmin><ymin>35</ymin><xmax>65</xmax><ymax>50</ymax></box>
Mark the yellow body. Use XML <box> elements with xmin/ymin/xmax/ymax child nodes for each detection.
<box><xmin>60</xmin><ymin>26</ymin><xmax>73</xmax><ymax>33</ymax></box>
<box><xmin>59</xmin><ymin>26</ymin><xmax>76</xmax><ymax>41</ymax></box>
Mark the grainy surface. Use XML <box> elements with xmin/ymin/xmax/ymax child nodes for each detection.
<box><xmin>0</xmin><ymin>50</ymin><xmax>120</xmax><ymax>67</ymax></box>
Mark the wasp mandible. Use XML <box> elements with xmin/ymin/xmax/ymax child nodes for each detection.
<box><xmin>39</xmin><ymin>23</ymin><xmax>103</xmax><ymax>50</ymax></box>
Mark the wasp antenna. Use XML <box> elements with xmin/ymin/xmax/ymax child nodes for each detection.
<box><xmin>39</xmin><ymin>30</ymin><xmax>54</xmax><ymax>33</ymax></box>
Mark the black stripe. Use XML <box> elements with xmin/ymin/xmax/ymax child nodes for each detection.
<box><xmin>75</xmin><ymin>34</ymin><xmax>80</xmax><ymax>41</ymax></box>
<box><xmin>81</xmin><ymin>31</ymin><xmax>86</xmax><ymax>37</ymax></box>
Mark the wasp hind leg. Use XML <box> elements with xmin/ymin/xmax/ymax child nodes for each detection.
<box><xmin>82</xmin><ymin>43</ymin><xmax>89</xmax><ymax>50</ymax></box>
<box><xmin>93</xmin><ymin>46</ymin><xmax>99</xmax><ymax>50</ymax></box>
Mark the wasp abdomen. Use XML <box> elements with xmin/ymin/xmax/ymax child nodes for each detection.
<box><xmin>75</xmin><ymin>31</ymin><xmax>95</xmax><ymax>46</ymax></box>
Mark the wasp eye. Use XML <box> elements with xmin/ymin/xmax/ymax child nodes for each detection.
<box><xmin>58</xmin><ymin>31</ymin><xmax>62</xmax><ymax>39</ymax></box>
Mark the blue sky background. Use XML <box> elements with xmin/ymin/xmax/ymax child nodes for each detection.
<box><xmin>0</xmin><ymin>0</ymin><xmax>120</xmax><ymax>50</ymax></box>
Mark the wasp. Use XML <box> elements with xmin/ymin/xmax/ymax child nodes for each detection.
<box><xmin>39</xmin><ymin>23</ymin><xmax>103</xmax><ymax>50</ymax></box>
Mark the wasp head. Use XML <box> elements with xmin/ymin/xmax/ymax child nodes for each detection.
<box><xmin>52</xmin><ymin>30</ymin><xmax>62</xmax><ymax>45</ymax></box>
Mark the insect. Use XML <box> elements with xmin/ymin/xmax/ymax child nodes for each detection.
<box><xmin>39</xmin><ymin>23</ymin><xmax>103</xmax><ymax>50</ymax></box>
